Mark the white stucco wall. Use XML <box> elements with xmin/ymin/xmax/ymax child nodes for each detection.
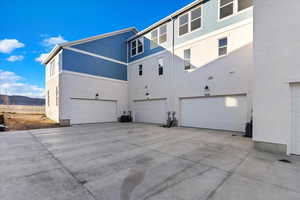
<box><xmin>59</xmin><ymin>71</ymin><xmax>128</xmax><ymax>122</ymax></box>
<box><xmin>253</xmin><ymin>0</ymin><xmax>300</xmax><ymax>154</ymax></box>
<box><xmin>128</xmin><ymin>22</ymin><xmax>253</xmax><ymax>125</ymax></box>
<box><xmin>45</xmin><ymin>52</ymin><xmax>61</xmax><ymax>122</ymax></box>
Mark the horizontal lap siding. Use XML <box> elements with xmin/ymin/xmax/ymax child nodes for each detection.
<box><xmin>62</xmin><ymin>49</ymin><xmax>127</xmax><ymax>81</ymax></box>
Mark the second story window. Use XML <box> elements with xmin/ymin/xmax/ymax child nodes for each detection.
<box><xmin>151</xmin><ymin>29</ymin><xmax>158</xmax><ymax>49</ymax></box>
<box><xmin>219</xmin><ymin>0</ymin><xmax>253</xmax><ymax>20</ymax></box>
<box><xmin>219</xmin><ymin>0</ymin><xmax>234</xmax><ymax>20</ymax></box>
<box><xmin>184</xmin><ymin>49</ymin><xmax>191</xmax><ymax>70</ymax></box>
<box><xmin>179</xmin><ymin>13</ymin><xmax>189</xmax><ymax>36</ymax></box>
<box><xmin>138</xmin><ymin>64</ymin><xmax>143</xmax><ymax>76</ymax></box>
<box><xmin>191</xmin><ymin>7</ymin><xmax>202</xmax><ymax>31</ymax></box>
<box><xmin>47</xmin><ymin>90</ymin><xmax>50</xmax><ymax>107</ymax></box>
<box><xmin>50</xmin><ymin>59</ymin><xmax>55</xmax><ymax>77</ymax></box>
<box><xmin>238</xmin><ymin>0</ymin><xmax>253</xmax><ymax>12</ymax></box>
<box><xmin>159</xmin><ymin>25</ymin><xmax>167</xmax><ymax>44</ymax></box>
<box><xmin>158</xmin><ymin>58</ymin><xmax>164</xmax><ymax>76</ymax></box>
<box><xmin>218</xmin><ymin>37</ymin><xmax>228</xmax><ymax>57</ymax></box>
<box><xmin>179</xmin><ymin>6</ymin><xmax>202</xmax><ymax>36</ymax></box>
<box><xmin>131</xmin><ymin>38</ymin><xmax>144</xmax><ymax>57</ymax></box>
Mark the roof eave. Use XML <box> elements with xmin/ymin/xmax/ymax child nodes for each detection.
<box><xmin>42</xmin><ymin>27</ymin><xmax>138</xmax><ymax>65</ymax></box>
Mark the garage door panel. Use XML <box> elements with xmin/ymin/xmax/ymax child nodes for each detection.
<box><xmin>134</xmin><ymin>100</ymin><xmax>167</xmax><ymax>124</ymax></box>
<box><xmin>71</xmin><ymin>100</ymin><xmax>117</xmax><ymax>124</ymax></box>
<box><xmin>181</xmin><ymin>96</ymin><xmax>247</xmax><ymax>132</ymax></box>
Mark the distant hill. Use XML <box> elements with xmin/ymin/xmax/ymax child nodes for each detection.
<box><xmin>0</xmin><ymin>95</ymin><xmax>45</xmax><ymax>106</ymax></box>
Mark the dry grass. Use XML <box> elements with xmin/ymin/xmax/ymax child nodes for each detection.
<box><xmin>1</xmin><ymin>112</ymin><xmax>59</xmax><ymax>131</ymax></box>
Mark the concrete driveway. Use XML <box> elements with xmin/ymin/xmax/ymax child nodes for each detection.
<box><xmin>1</xmin><ymin>123</ymin><xmax>300</xmax><ymax>200</ymax></box>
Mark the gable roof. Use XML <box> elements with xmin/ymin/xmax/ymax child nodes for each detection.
<box><xmin>42</xmin><ymin>27</ymin><xmax>138</xmax><ymax>65</ymax></box>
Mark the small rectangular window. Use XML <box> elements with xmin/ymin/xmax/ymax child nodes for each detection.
<box><xmin>218</xmin><ymin>37</ymin><xmax>228</xmax><ymax>56</ymax></box>
<box><xmin>131</xmin><ymin>38</ymin><xmax>144</xmax><ymax>57</ymax></box>
<box><xmin>158</xmin><ymin>58</ymin><xmax>164</xmax><ymax>76</ymax></box>
<box><xmin>151</xmin><ymin>29</ymin><xmax>158</xmax><ymax>49</ymax></box>
<box><xmin>138</xmin><ymin>64</ymin><xmax>143</xmax><ymax>76</ymax></box>
<box><xmin>137</xmin><ymin>38</ymin><xmax>144</xmax><ymax>54</ymax></box>
<box><xmin>219</xmin><ymin>0</ymin><xmax>234</xmax><ymax>19</ymax></box>
<box><xmin>56</xmin><ymin>87</ymin><xmax>58</xmax><ymax>106</ymax></box>
<box><xmin>159</xmin><ymin>25</ymin><xmax>167</xmax><ymax>44</ymax></box>
<box><xmin>47</xmin><ymin>90</ymin><xmax>50</xmax><ymax>107</ymax></box>
<box><xmin>179</xmin><ymin>13</ymin><xmax>189</xmax><ymax>36</ymax></box>
<box><xmin>238</xmin><ymin>0</ymin><xmax>252</xmax><ymax>11</ymax></box>
<box><xmin>50</xmin><ymin>59</ymin><xmax>55</xmax><ymax>77</ymax></box>
<box><xmin>191</xmin><ymin>7</ymin><xmax>202</xmax><ymax>31</ymax></box>
<box><xmin>131</xmin><ymin>40</ymin><xmax>137</xmax><ymax>56</ymax></box>
<box><xmin>184</xmin><ymin>49</ymin><xmax>191</xmax><ymax>70</ymax></box>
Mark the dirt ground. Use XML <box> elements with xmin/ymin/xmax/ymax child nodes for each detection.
<box><xmin>1</xmin><ymin>112</ymin><xmax>59</xmax><ymax>131</ymax></box>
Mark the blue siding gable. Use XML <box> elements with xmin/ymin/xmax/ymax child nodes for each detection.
<box><xmin>62</xmin><ymin>49</ymin><xmax>127</xmax><ymax>81</ymax></box>
<box><xmin>71</xmin><ymin>31</ymin><xmax>136</xmax><ymax>63</ymax></box>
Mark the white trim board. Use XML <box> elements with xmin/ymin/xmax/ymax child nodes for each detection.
<box><xmin>63</xmin><ymin>46</ymin><xmax>127</xmax><ymax>65</ymax></box>
<box><xmin>61</xmin><ymin>70</ymin><xmax>128</xmax><ymax>84</ymax></box>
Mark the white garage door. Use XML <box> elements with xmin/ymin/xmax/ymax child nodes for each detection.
<box><xmin>134</xmin><ymin>99</ymin><xmax>167</xmax><ymax>124</ymax></box>
<box><xmin>291</xmin><ymin>84</ymin><xmax>300</xmax><ymax>155</ymax></box>
<box><xmin>71</xmin><ymin>99</ymin><xmax>117</xmax><ymax>124</ymax></box>
<box><xmin>181</xmin><ymin>95</ymin><xmax>247</xmax><ymax>132</ymax></box>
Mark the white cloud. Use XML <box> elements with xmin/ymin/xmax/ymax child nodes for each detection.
<box><xmin>0</xmin><ymin>39</ymin><xmax>25</xmax><ymax>54</ymax></box>
<box><xmin>0</xmin><ymin>70</ymin><xmax>44</xmax><ymax>98</ymax></box>
<box><xmin>6</xmin><ymin>55</ymin><xmax>24</xmax><ymax>62</ymax></box>
<box><xmin>42</xmin><ymin>35</ymin><xmax>67</xmax><ymax>47</ymax></box>
<box><xmin>35</xmin><ymin>53</ymin><xmax>49</xmax><ymax>63</ymax></box>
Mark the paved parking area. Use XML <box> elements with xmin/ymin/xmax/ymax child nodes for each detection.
<box><xmin>1</xmin><ymin>123</ymin><xmax>300</xmax><ymax>200</ymax></box>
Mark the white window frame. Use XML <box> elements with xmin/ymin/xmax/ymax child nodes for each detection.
<box><xmin>159</xmin><ymin>24</ymin><xmax>167</xmax><ymax>44</ymax></box>
<box><xmin>50</xmin><ymin>59</ymin><xmax>55</xmax><ymax>77</ymax></box>
<box><xmin>218</xmin><ymin>0</ymin><xmax>253</xmax><ymax>21</ymax></box>
<box><xmin>56</xmin><ymin>86</ymin><xmax>58</xmax><ymax>106</ymax></box>
<box><xmin>47</xmin><ymin>90</ymin><xmax>50</xmax><ymax>107</ymax></box>
<box><xmin>138</xmin><ymin>64</ymin><xmax>143</xmax><ymax>76</ymax></box>
<box><xmin>218</xmin><ymin>37</ymin><xmax>228</xmax><ymax>57</ymax></box>
<box><xmin>150</xmin><ymin>29</ymin><xmax>159</xmax><ymax>49</ymax></box>
<box><xmin>178</xmin><ymin>5</ymin><xmax>203</xmax><ymax>37</ymax></box>
<box><xmin>183</xmin><ymin>49</ymin><xmax>191</xmax><ymax>71</ymax></box>
<box><xmin>158</xmin><ymin>58</ymin><xmax>164</xmax><ymax>76</ymax></box>
<box><xmin>131</xmin><ymin>37</ymin><xmax>144</xmax><ymax>57</ymax></box>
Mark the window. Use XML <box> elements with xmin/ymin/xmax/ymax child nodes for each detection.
<box><xmin>137</xmin><ymin>38</ymin><xmax>143</xmax><ymax>54</ymax></box>
<box><xmin>191</xmin><ymin>7</ymin><xmax>202</xmax><ymax>31</ymax></box>
<box><xmin>238</xmin><ymin>0</ymin><xmax>252</xmax><ymax>11</ymax></box>
<box><xmin>219</xmin><ymin>0</ymin><xmax>253</xmax><ymax>20</ymax></box>
<box><xmin>159</xmin><ymin>25</ymin><xmax>167</xmax><ymax>44</ymax></box>
<box><xmin>50</xmin><ymin>59</ymin><xmax>55</xmax><ymax>77</ymax></box>
<box><xmin>138</xmin><ymin>64</ymin><xmax>143</xmax><ymax>76</ymax></box>
<box><xmin>131</xmin><ymin>38</ymin><xmax>144</xmax><ymax>57</ymax></box>
<box><xmin>131</xmin><ymin>40</ymin><xmax>137</xmax><ymax>56</ymax></box>
<box><xmin>47</xmin><ymin>90</ymin><xmax>50</xmax><ymax>107</ymax></box>
<box><xmin>184</xmin><ymin>49</ymin><xmax>191</xmax><ymax>70</ymax></box>
<box><xmin>218</xmin><ymin>37</ymin><xmax>228</xmax><ymax>57</ymax></box>
<box><xmin>219</xmin><ymin>0</ymin><xmax>234</xmax><ymax>19</ymax></box>
<box><xmin>151</xmin><ymin>29</ymin><xmax>158</xmax><ymax>49</ymax></box>
<box><xmin>158</xmin><ymin>58</ymin><xmax>164</xmax><ymax>76</ymax></box>
<box><xmin>179</xmin><ymin>6</ymin><xmax>202</xmax><ymax>36</ymax></box>
<box><xmin>179</xmin><ymin>13</ymin><xmax>189</xmax><ymax>36</ymax></box>
<box><xmin>56</xmin><ymin>87</ymin><xmax>58</xmax><ymax>106</ymax></box>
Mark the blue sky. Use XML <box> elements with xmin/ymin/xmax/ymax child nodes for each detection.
<box><xmin>0</xmin><ymin>0</ymin><xmax>195</xmax><ymax>98</ymax></box>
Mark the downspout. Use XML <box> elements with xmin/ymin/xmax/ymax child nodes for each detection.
<box><xmin>171</xmin><ymin>16</ymin><xmax>177</xmax><ymax>126</ymax></box>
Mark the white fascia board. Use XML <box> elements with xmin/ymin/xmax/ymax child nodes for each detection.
<box><xmin>43</xmin><ymin>27</ymin><xmax>138</xmax><ymax>65</ymax></box>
